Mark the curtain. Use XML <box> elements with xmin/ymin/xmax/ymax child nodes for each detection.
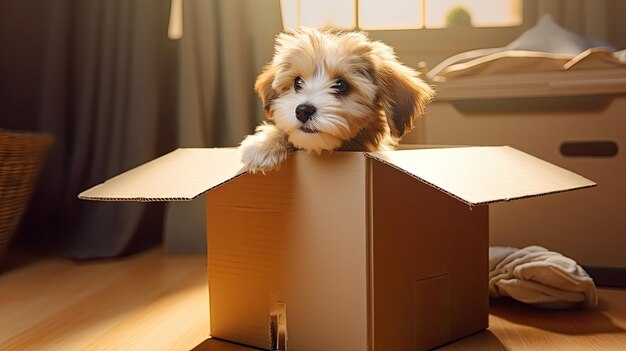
<box><xmin>16</xmin><ymin>0</ymin><xmax>177</xmax><ymax>258</ymax></box>
<box><xmin>3</xmin><ymin>0</ymin><xmax>285</xmax><ymax>257</ymax></box>
<box><xmin>164</xmin><ymin>0</ymin><xmax>283</xmax><ymax>253</ymax></box>
<box><xmin>175</xmin><ymin>0</ymin><xmax>282</xmax><ymax>147</ymax></box>
<box><xmin>537</xmin><ymin>0</ymin><xmax>609</xmax><ymax>42</ymax></box>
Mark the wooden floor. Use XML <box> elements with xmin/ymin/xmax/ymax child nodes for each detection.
<box><xmin>1</xmin><ymin>248</ymin><xmax>625</xmax><ymax>351</ymax></box>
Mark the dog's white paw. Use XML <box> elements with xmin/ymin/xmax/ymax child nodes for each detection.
<box><xmin>240</xmin><ymin>135</ymin><xmax>289</xmax><ymax>174</ymax></box>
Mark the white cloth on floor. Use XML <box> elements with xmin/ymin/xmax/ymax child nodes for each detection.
<box><xmin>489</xmin><ymin>246</ymin><xmax>598</xmax><ymax>309</ymax></box>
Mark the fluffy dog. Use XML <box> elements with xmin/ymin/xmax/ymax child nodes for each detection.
<box><xmin>240</xmin><ymin>27</ymin><xmax>434</xmax><ymax>173</ymax></box>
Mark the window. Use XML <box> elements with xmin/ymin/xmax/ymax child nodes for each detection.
<box><xmin>280</xmin><ymin>0</ymin><xmax>523</xmax><ymax>31</ymax></box>
<box><xmin>279</xmin><ymin>0</ymin><xmax>536</xmax><ymax>69</ymax></box>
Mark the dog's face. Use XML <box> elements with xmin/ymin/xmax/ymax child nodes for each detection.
<box><xmin>256</xmin><ymin>27</ymin><xmax>434</xmax><ymax>152</ymax></box>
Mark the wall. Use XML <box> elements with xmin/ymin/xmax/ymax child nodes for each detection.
<box><xmin>607</xmin><ymin>1</ymin><xmax>626</xmax><ymax>49</ymax></box>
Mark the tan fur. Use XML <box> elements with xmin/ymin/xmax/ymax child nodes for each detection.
<box><xmin>241</xmin><ymin>27</ymin><xmax>435</xmax><ymax>173</ymax></box>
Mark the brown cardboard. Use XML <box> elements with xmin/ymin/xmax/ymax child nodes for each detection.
<box><xmin>366</xmin><ymin>146</ymin><xmax>594</xmax><ymax>206</ymax></box>
<box><xmin>79</xmin><ymin>148</ymin><xmax>246</xmax><ymax>201</ymax></box>
<box><xmin>370</xmin><ymin>160</ymin><xmax>489</xmax><ymax>350</ymax></box>
<box><xmin>206</xmin><ymin>152</ymin><xmax>368</xmax><ymax>350</ymax></box>
<box><xmin>403</xmin><ymin>75</ymin><xmax>625</xmax><ymax>268</ymax></box>
<box><xmin>80</xmin><ymin>146</ymin><xmax>595</xmax><ymax>350</ymax></box>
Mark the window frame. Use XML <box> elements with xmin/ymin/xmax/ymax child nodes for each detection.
<box><xmin>280</xmin><ymin>0</ymin><xmax>540</xmax><ymax>68</ymax></box>
<box><xmin>361</xmin><ymin>0</ymin><xmax>539</xmax><ymax>69</ymax></box>
<box><xmin>364</xmin><ymin>0</ymin><xmax>538</xmax><ymax>52</ymax></box>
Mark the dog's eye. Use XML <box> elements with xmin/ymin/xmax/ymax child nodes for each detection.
<box><xmin>294</xmin><ymin>77</ymin><xmax>304</xmax><ymax>92</ymax></box>
<box><xmin>332</xmin><ymin>79</ymin><xmax>350</xmax><ymax>94</ymax></box>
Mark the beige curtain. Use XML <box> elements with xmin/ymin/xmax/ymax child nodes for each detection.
<box><xmin>175</xmin><ymin>0</ymin><xmax>283</xmax><ymax>147</ymax></box>
<box><xmin>164</xmin><ymin>0</ymin><xmax>283</xmax><ymax>252</ymax></box>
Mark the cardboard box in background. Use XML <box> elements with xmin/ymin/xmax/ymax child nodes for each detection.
<box><xmin>405</xmin><ymin>69</ymin><xmax>626</xmax><ymax>269</ymax></box>
<box><xmin>80</xmin><ymin>146</ymin><xmax>594</xmax><ymax>350</ymax></box>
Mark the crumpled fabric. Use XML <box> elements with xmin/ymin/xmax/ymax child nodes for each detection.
<box><xmin>427</xmin><ymin>15</ymin><xmax>626</xmax><ymax>81</ymax></box>
<box><xmin>489</xmin><ymin>245</ymin><xmax>598</xmax><ymax>309</ymax></box>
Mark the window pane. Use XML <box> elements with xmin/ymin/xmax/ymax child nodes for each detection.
<box><xmin>302</xmin><ymin>0</ymin><xmax>356</xmax><ymax>29</ymax></box>
<box><xmin>359</xmin><ymin>0</ymin><xmax>423</xmax><ymax>30</ymax></box>
<box><xmin>280</xmin><ymin>0</ymin><xmax>299</xmax><ymax>29</ymax></box>
<box><xmin>425</xmin><ymin>0</ymin><xmax>522</xmax><ymax>28</ymax></box>
<box><xmin>281</xmin><ymin>0</ymin><xmax>523</xmax><ymax>31</ymax></box>
<box><xmin>280</xmin><ymin>0</ymin><xmax>355</xmax><ymax>30</ymax></box>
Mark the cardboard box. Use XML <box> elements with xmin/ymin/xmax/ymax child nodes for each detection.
<box><xmin>404</xmin><ymin>68</ymin><xmax>626</xmax><ymax>268</ymax></box>
<box><xmin>80</xmin><ymin>146</ymin><xmax>594</xmax><ymax>350</ymax></box>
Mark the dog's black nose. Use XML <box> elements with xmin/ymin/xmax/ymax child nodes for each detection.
<box><xmin>295</xmin><ymin>104</ymin><xmax>316</xmax><ymax>123</ymax></box>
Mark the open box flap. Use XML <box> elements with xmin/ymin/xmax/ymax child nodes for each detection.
<box><xmin>80</xmin><ymin>146</ymin><xmax>596</xmax><ymax>205</ymax></box>
<box><xmin>79</xmin><ymin>148</ymin><xmax>246</xmax><ymax>202</ymax></box>
<box><xmin>365</xmin><ymin>146</ymin><xmax>596</xmax><ymax>206</ymax></box>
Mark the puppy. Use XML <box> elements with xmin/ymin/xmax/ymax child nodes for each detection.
<box><xmin>240</xmin><ymin>27</ymin><xmax>434</xmax><ymax>173</ymax></box>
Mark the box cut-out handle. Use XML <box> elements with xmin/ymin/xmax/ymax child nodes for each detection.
<box><xmin>270</xmin><ymin>300</ymin><xmax>287</xmax><ymax>350</ymax></box>
<box><xmin>560</xmin><ymin>141</ymin><xmax>619</xmax><ymax>157</ymax></box>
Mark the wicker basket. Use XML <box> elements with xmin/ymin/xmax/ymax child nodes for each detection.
<box><xmin>0</xmin><ymin>130</ymin><xmax>53</xmax><ymax>261</ymax></box>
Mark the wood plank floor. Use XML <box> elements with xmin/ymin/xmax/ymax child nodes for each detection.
<box><xmin>0</xmin><ymin>248</ymin><xmax>209</xmax><ymax>351</ymax></box>
<box><xmin>1</xmin><ymin>248</ymin><xmax>625</xmax><ymax>351</ymax></box>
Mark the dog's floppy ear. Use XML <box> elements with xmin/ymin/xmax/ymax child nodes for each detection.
<box><xmin>372</xmin><ymin>43</ymin><xmax>435</xmax><ymax>138</ymax></box>
<box><xmin>255</xmin><ymin>64</ymin><xmax>277</xmax><ymax>119</ymax></box>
